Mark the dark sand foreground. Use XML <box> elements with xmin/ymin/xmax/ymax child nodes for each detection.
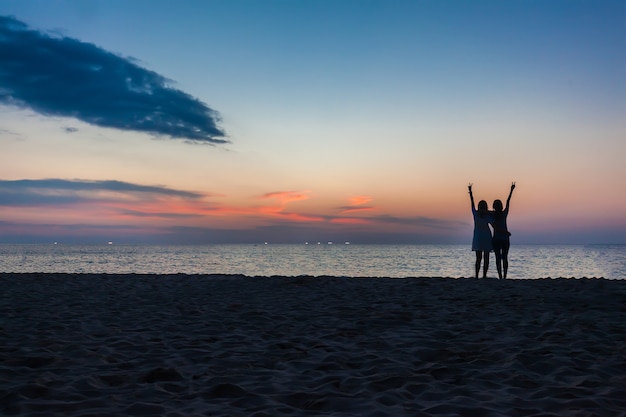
<box><xmin>1</xmin><ymin>274</ymin><xmax>625</xmax><ymax>416</ymax></box>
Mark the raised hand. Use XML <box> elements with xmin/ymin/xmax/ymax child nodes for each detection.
<box><xmin>506</xmin><ymin>182</ymin><xmax>515</xmax><ymax>206</ymax></box>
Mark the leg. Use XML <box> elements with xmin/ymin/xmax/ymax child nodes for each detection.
<box><xmin>502</xmin><ymin>240</ymin><xmax>511</xmax><ymax>279</ymax></box>
<box><xmin>475</xmin><ymin>251</ymin><xmax>482</xmax><ymax>279</ymax></box>
<box><xmin>492</xmin><ymin>240</ymin><xmax>503</xmax><ymax>279</ymax></box>
<box><xmin>482</xmin><ymin>251</ymin><xmax>489</xmax><ymax>278</ymax></box>
<box><xmin>494</xmin><ymin>250</ymin><xmax>503</xmax><ymax>279</ymax></box>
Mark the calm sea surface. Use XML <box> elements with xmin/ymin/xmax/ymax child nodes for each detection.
<box><xmin>1</xmin><ymin>244</ymin><xmax>624</xmax><ymax>279</ymax></box>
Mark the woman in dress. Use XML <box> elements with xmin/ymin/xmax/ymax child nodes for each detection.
<box><xmin>468</xmin><ymin>184</ymin><xmax>493</xmax><ymax>278</ymax></box>
<box><xmin>492</xmin><ymin>182</ymin><xmax>515</xmax><ymax>279</ymax></box>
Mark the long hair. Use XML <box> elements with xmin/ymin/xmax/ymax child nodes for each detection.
<box><xmin>478</xmin><ymin>200</ymin><xmax>488</xmax><ymax>218</ymax></box>
<box><xmin>492</xmin><ymin>199</ymin><xmax>503</xmax><ymax>221</ymax></box>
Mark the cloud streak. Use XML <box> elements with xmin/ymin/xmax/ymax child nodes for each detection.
<box><xmin>0</xmin><ymin>179</ymin><xmax>204</xmax><ymax>206</ymax></box>
<box><xmin>0</xmin><ymin>16</ymin><xmax>226</xmax><ymax>143</ymax></box>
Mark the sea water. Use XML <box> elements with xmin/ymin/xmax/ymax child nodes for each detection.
<box><xmin>1</xmin><ymin>244</ymin><xmax>624</xmax><ymax>279</ymax></box>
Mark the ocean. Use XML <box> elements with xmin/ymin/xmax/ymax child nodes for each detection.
<box><xmin>1</xmin><ymin>244</ymin><xmax>624</xmax><ymax>279</ymax></box>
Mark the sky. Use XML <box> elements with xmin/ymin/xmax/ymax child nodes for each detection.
<box><xmin>0</xmin><ymin>0</ymin><xmax>625</xmax><ymax>244</ymax></box>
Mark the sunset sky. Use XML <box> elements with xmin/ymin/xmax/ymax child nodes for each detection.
<box><xmin>1</xmin><ymin>0</ymin><xmax>624</xmax><ymax>244</ymax></box>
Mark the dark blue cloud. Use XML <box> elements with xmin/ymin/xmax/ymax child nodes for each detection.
<box><xmin>0</xmin><ymin>178</ymin><xmax>203</xmax><ymax>206</ymax></box>
<box><xmin>0</xmin><ymin>16</ymin><xmax>227</xmax><ymax>144</ymax></box>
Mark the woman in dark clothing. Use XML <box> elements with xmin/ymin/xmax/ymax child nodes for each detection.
<box><xmin>491</xmin><ymin>183</ymin><xmax>515</xmax><ymax>279</ymax></box>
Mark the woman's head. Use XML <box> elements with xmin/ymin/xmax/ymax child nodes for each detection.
<box><xmin>493</xmin><ymin>199</ymin><xmax>503</xmax><ymax>212</ymax></box>
<box><xmin>478</xmin><ymin>200</ymin><xmax>488</xmax><ymax>212</ymax></box>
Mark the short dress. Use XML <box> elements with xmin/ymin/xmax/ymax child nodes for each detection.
<box><xmin>472</xmin><ymin>208</ymin><xmax>493</xmax><ymax>252</ymax></box>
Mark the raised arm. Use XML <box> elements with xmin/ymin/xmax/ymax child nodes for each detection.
<box><xmin>505</xmin><ymin>182</ymin><xmax>515</xmax><ymax>210</ymax></box>
<box><xmin>468</xmin><ymin>183</ymin><xmax>475</xmax><ymax>211</ymax></box>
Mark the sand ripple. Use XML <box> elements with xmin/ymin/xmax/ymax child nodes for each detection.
<box><xmin>1</xmin><ymin>274</ymin><xmax>625</xmax><ymax>416</ymax></box>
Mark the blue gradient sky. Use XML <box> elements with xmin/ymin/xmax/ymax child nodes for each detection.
<box><xmin>1</xmin><ymin>0</ymin><xmax>624</xmax><ymax>244</ymax></box>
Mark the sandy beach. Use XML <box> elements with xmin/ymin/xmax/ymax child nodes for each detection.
<box><xmin>1</xmin><ymin>274</ymin><xmax>625</xmax><ymax>416</ymax></box>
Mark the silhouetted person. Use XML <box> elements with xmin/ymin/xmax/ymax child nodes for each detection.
<box><xmin>492</xmin><ymin>182</ymin><xmax>515</xmax><ymax>279</ymax></box>
<box><xmin>468</xmin><ymin>184</ymin><xmax>493</xmax><ymax>278</ymax></box>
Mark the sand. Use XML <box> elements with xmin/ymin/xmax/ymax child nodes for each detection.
<box><xmin>1</xmin><ymin>273</ymin><xmax>625</xmax><ymax>417</ymax></box>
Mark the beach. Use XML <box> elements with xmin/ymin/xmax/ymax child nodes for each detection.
<box><xmin>1</xmin><ymin>274</ymin><xmax>625</xmax><ymax>416</ymax></box>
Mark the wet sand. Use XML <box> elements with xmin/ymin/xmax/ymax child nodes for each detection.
<box><xmin>1</xmin><ymin>273</ymin><xmax>625</xmax><ymax>416</ymax></box>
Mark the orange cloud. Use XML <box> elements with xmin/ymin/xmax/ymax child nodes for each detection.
<box><xmin>254</xmin><ymin>191</ymin><xmax>327</xmax><ymax>222</ymax></box>
<box><xmin>257</xmin><ymin>191</ymin><xmax>307</xmax><ymax>212</ymax></box>
<box><xmin>349</xmin><ymin>195</ymin><xmax>372</xmax><ymax>206</ymax></box>
<box><xmin>261</xmin><ymin>191</ymin><xmax>310</xmax><ymax>205</ymax></box>
<box><xmin>338</xmin><ymin>195</ymin><xmax>376</xmax><ymax>214</ymax></box>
